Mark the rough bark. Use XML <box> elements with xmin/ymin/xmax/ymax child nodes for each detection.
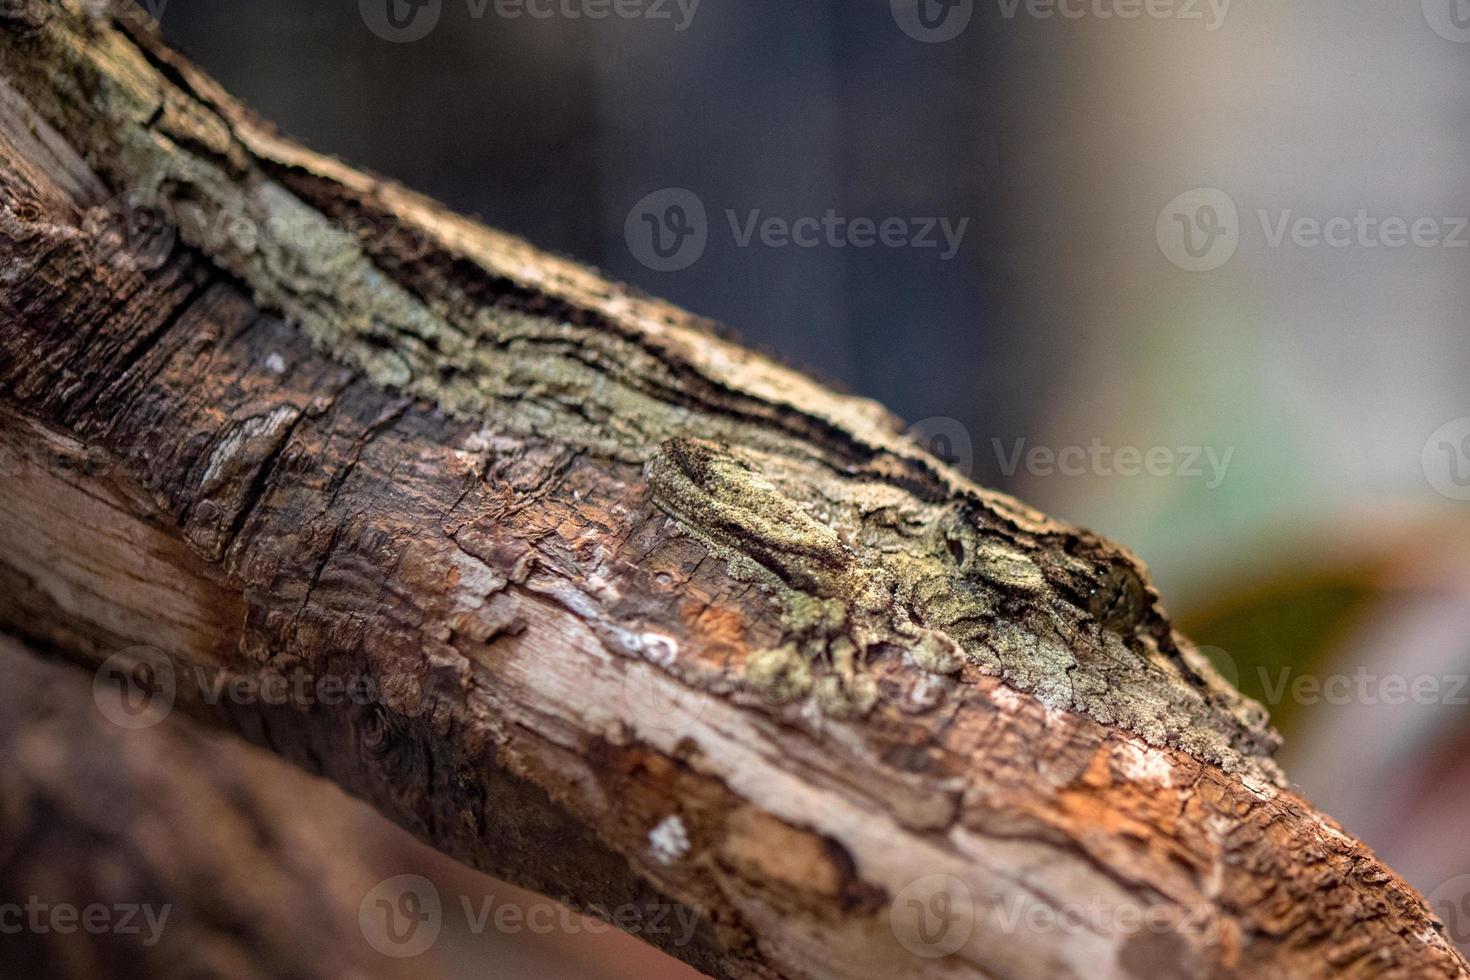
<box><xmin>0</xmin><ymin>4</ymin><xmax>1462</xmax><ymax>978</ymax></box>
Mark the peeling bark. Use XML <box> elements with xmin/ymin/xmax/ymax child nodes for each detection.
<box><xmin>0</xmin><ymin>5</ymin><xmax>1463</xmax><ymax>978</ymax></box>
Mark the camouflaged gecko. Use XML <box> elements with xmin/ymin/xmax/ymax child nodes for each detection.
<box><xmin>648</xmin><ymin>436</ymin><xmax>1281</xmax><ymax>783</ymax></box>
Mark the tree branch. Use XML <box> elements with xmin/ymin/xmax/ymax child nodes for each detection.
<box><xmin>0</xmin><ymin>6</ymin><xmax>1461</xmax><ymax>977</ymax></box>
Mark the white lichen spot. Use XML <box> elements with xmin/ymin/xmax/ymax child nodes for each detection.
<box><xmin>1318</xmin><ymin>822</ymin><xmax>1352</xmax><ymax>846</ymax></box>
<box><xmin>462</xmin><ymin>427</ymin><xmax>493</xmax><ymax>454</ymax></box>
<box><xmin>1239</xmin><ymin>773</ymin><xmax>1278</xmax><ymax>802</ymax></box>
<box><xmin>648</xmin><ymin>815</ymin><xmax>690</xmax><ymax>866</ymax></box>
<box><xmin>909</xmin><ymin>630</ymin><xmax>964</xmax><ymax>675</ymax></box>
<box><xmin>1205</xmin><ymin>813</ymin><xmax>1234</xmax><ymax>844</ymax></box>
<box><xmin>1113</xmin><ymin>739</ymin><xmax>1175</xmax><ymax>788</ymax></box>
<box><xmin>462</xmin><ymin>427</ymin><xmax>526</xmax><ymax>457</ymax></box>
<box><xmin>638</xmin><ymin>631</ymin><xmax>680</xmax><ymax>667</ymax></box>
<box><xmin>264</xmin><ymin>352</ymin><xmax>286</xmax><ymax>374</ymax></box>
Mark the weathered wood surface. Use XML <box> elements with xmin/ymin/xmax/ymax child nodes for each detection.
<box><xmin>0</xmin><ymin>5</ymin><xmax>1463</xmax><ymax>978</ymax></box>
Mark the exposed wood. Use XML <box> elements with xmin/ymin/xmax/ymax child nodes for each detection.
<box><xmin>0</xmin><ymin>5</ymin><xmax>1463</xmax><ymax>978</ymax></box>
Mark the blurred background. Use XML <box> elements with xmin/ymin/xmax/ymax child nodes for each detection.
<box><xmin>106</xmin><ymin>0</ymin><xmax>1470</xmax><ymax>972</ymax></box>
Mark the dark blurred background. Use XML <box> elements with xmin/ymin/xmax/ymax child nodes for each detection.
<box><xmin>140</xmin><ymin>0</ymin><xmax>1470</xmax><ymax>973</ymax></box>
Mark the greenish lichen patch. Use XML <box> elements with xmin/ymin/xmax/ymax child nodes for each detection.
<box><xmin>745</xmin><ymin>644</ymin><xmax>813</xmax><ymax>705</ymax></box>
<box><xmin>908</xmin><ymin>630</ymin><xmax>966</xmax><ymax>676</ymax></box>
<box><xmin>973</xmin><ymin>541</ymin><xmax>1045</xmax><ymax>592</ymax></box>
